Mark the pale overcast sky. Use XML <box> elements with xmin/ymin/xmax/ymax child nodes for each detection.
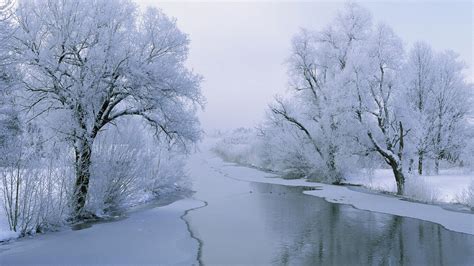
<box><xmin>135</xmin><ymin>0</ymin><xmax>473</xmax><ymax>131</ymax></box>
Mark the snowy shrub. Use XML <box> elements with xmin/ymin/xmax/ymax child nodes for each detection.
<box><xmin>455</xmin><ymin>180</ymin><xmax>474</xmax><ymax>208</ymax></box>
<box><xmin>88</xmin><ymin>136</ymin><xmax>145</xmax><ymax>214</ymax></box>
<box><xmin>0</xmin><ymin>130</ymin><xmax>73</xmax><ymax>236</ymax></box>
<box><xmin>212</xmin><ymin>128</ymin><xmax>266</xmax><ymax>168</ymax></box>
<box><xmin>87</xmin><ymin>121</ymin><xmax>189</xmax><ymax>215</ymax></box>
<box><xmin>212</xmin><ymin>127</ymin><xmax>352</xmax><ymax>183</ymax></box>
<box><xmin>1</xmin><ymin>76</ymin><xmax>74</xmax><ymax>235</ymax></box>
<box><xmin>459</xmin><ymin>125</ymin><xmax>474</xmax><ymax>173</ymax></box>
<box><xmin>404</xmin><ymin>176</ymin><xmax>440</xmax><ymax>203</ymax></box>
<box><xmin>147</xmin><ymin>150</ymin><xmax>188</xmax><ymax>196</ymax></box>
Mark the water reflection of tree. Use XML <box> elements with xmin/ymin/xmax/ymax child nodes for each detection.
<box><xmin>251</xmin><ymin>182</ymin><xmax>474</xmax><ymax>265</ymax></box>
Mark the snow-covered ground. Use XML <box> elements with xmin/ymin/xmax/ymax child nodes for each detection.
<box><xmin>0</xmin><ymin>199</ymin><xmax>203</xmax><ymax>264</ymax></box>
<box><xmin>347</xmin><ymin>169</ymin><xmax>473</xmax><ymax>204</ymax></box>
<box><xmin>0</xmin><ymin>212</ymin><xmax>18</xmax><ymax>242</ymax></box>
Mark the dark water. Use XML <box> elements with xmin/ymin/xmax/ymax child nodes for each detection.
<box><xmin>188</xmin><ymin>182</ymin><xmax>474</xmax><ymax>265</ymax></box>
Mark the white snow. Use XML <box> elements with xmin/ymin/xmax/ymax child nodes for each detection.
<box><xmin>202</xmin><ymin>140</ymin><xmax>474</xmax><ymax>235</ymax></box>
<box><xmin>347</xmin><ymin>169</ymin><xmax>474</xmax><ymax>203</ymax></box>
<box><xmin>0</xmin><ymin>211</ymin><xmax>18</xmax><ymax>242</ymax></box>
<box><xmin>0</xmin><ymin>199</ymin><xmax>204</xmax><ymax>264</ymax></box>
<box><xmin>0</xmin><ymin>230</ymin><xmax>19</xmax><ymax>243</ymax></box>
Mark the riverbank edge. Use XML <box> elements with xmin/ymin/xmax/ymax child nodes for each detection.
<box><xmin>0</xmin><ymin>197</ymin><xmax>204</xmax><ymax>265</ymax></box>
<box><xmin>0</xmin><ymin>189</ymin><xmax>193</xmax><ymax>244</ymax></box>
<box><xmin>209</xmin><ymin>155</ymin><xmax>474</xmax><ymax>235</ymax></box>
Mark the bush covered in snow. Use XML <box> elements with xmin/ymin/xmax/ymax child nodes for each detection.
<box><xmin>87</xmin><ymin>122</ymin><xmax>190</xmax><ymax>215</ymax></box>
<box><xmin>0</xmin><ymin>123</ymin><xmax>73</xmax><ymax>236</ymax></box>
<box><xmin>404</xmin><ymin>176</ymin><xmax>441</xmax><ymax>203</ymax></box>
<box><xmin>213</xmin><ymin>127</ymin><xmax>364</xmax><ymax>183</ymax></box>
<box><xmin>456</xmin><ymin>181</ymin><xmax>474</xmax><ymax>208</ymax></box>
<box><xmin>212</xmin><ymin>128</ymin><xmax>266</xmax><ymax>168</ymax></box>
<box><xmin>0</xmin><ymin>119</ymin><xmax>191</xmax><ymax>238</ymax></box>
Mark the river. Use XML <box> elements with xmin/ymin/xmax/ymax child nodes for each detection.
<box><xmin>185</xmin><ymin>150</ymin><xmax>474</xmax><ymax>265</ymax></box>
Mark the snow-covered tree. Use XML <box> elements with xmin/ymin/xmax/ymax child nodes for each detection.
<box><xmin>0</xmin><ymin>0</ymin><xmax>19</xmax><ymax>165</ymax></box>
<box><xmin>429</xmin><ymin>51</ymin><xmax>471</xmax><ymax>173</ymax></box>
<box><xmin>210</xmin><ymin>2</ymin><xmax>472</xmax><ymax>200</ymax></box>
<box><xmin>232</xmin><ymin>2</ymin><xmax>474</xmax><ymax>197</ymax></box>
<box><xmin>403</xmin><ymin>42</ymin><xmax>436</xmax><ymax>175</ymax></box>
<box><xmin>12</xmin><ymin>0</ymin><xmax>203</xmax><ymax>219</ymax></box>
<box><xmin>347</xmin><ymin>23</ymin><xmax>409</xmax><ymax>194</ymax></box>
<box><xmin>268</xmin><ymin>2</ymin><xmax>372</xmax><ymax>183</ymax></box>
<box><xmin>403</xmin><ymin>44</ymin><xmax>471</xmax><ymax>175</ymax></box>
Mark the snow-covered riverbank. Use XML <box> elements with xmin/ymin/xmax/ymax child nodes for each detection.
<box><xmin>0</xmin><ymin>199</ymin><xmax>203</xmax><ymax>264</ymax></box>
<box><xmin>347</xmin><ymin>169</ymin><xmax>473</xmax><ymax>205</ymax></box>
<box><xmin>212</xmin><ymin>129</ymin><xmax>474</xmax><ymax>208</ymax></box>
<box><xmin>205</xmin><ymin>150</ymin><xmax>474</xmax><ymax>235</ymax></box>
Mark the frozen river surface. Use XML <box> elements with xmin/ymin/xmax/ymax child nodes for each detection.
<box><xmin>1</xmin><ymin>144</ymin><xmax>473</xmax><ymax>265</ymax></box>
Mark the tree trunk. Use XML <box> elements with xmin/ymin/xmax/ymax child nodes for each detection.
<box><xmin>391</xmin><ymin>164</ymin><xmax>405</xmax><ymax>195</ymax></box>
<box><xmin>73</xmin><ymin>141</ymin><xmax>92</xmax><ymax>219</ymax></box>
<box><xmin>418</xmin><ymin>152</ymin><xmax>423</xmax><ymax>175</ymax></box>
<box><xmin>434</xmin><ymin>158</ymin><xmax>440</xmax><ymax>175</ymax></box>
<box><xmin>394</xmin><ymin>121</ymin><xmax>405</xmax><ymax>195</ymax></box>
<box><xmin>327</xmin><ymin>144</ymin><xmax>341</xmax><ymax>184</ymax></box>
<box><xmin>13</xmin><ymin>164</ymin><xmax>20</xmax><ymax>231</ymax></box>
<box><xmin>434</xmin><ymin>117</ymin><xmax>442</xmax><ymax>175</ymax></box>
